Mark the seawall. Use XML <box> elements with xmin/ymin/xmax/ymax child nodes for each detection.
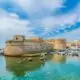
<box><xmin>4</xmin><ymin>41</ymin><xmax>53</xmax><ymax>56</ymax></box>
<box><xmin>4</xmin><ymin>42</ymin><xmax>24</xmax><ymax>56</ymax></box>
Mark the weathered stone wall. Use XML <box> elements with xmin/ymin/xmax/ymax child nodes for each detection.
<box><xmin>4</xmin><ymin>45</ymin><xmax>24</xmax><ymax>56</ymax></box>
<box><xmin>54</xmin><ymin>39</ymin><xmax>66</xmax><ymax>50</ymax></box>
<box><xmin>4</xmin><ymin>41</ymin><xmax>53</xmax><ymax>56</ymax></box>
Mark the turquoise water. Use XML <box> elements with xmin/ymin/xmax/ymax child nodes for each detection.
<box><xmin>0</xmin><ymin>55</ymin><xmax>80</xmax><ymax>80</ymax></box>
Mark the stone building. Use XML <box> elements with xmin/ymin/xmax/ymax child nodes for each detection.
<box><xmin>4</xmin><ymin>35</ymin><xmax>53</xmax><ymax>56</ymax></box>
<box><xmin>46</xmin><ymin>39</ymin><xmax>55</xmax><ymax>49</ymax></box>
<box><xmin>67</xmin><ymin>40</ymin><xmax>80</xmax><ymax>49</ymax></box>
<box><xmin>54</xmin><ymin>39</ymin><xmax>67</xmax><ymax>50</ymax></box>
<box><xmin>13</xmin><ymin>35</ymin><xmax>25</xmax><ymax>41</ymax></box>
<box><xmin>47</xmin><ymin>39</ymin><xmax>67</xmax><ymax>50</ymax></box>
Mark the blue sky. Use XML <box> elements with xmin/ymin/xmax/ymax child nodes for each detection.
<box><xmin>0</xmin><ymin>0</ymin><xmax>80</xmax><ymax>47</ymax></box>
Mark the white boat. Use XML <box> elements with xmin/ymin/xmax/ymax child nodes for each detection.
<box><xmin>67</xmin><ymin>47</ymin><xmax>80</xmax><ymax>56</ymax></box>
<box><xmin>57</xmin><ymin>50</ymin><xmax>66</xmax><ymax>55</ymax></box>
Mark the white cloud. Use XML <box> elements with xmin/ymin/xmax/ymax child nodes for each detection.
<box><xmin>13</xmin><ymin>0</ymin><xmax>64</xmax><ymax>16</ymax></box>
<box><xmin>41</xmin><ymin>3</ymin><xmax>80</xmax><ymax>35</ymax></box>
<box><xmin>42</xmin><ymin>12</ymin><xmax>77</xmax><ymax>28</ymax></box>
<box><xmin>53</xmin><ymin>28</ymin><xmax>80</xmax><ymax>40</ymax></box>
<box><xmin>0</xmin><ymin>9</ymin><xmax>37</xmax><ymax>47</ymax></box>
<box><xmin>0</xmin><ymin>0</ymin><xmax>80</xmax><ymax>47</ymax></box>
<box><xmin>12</xmin><ymin>0</ymin><xmax>80</xmax><ymax>38</ymax></box>
<box><xmin>12</xmin><ymin>0</ymin><xmax>79</xmax><ymax>27</ymax></box>
<box><xmin>13</xmin><ymin>0</ymin><xmax>40</xmax><ymax>15</ymax></box>
<box><xmin>42</xmin><ymin>0</ymin><xmax>64</xmax><ymax>11</ymax></box>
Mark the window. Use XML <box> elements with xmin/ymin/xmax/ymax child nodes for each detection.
<box><xmin>16</xmin><ymin>37</ymin><xmax>18</xmax><ymax>40</ymax></box>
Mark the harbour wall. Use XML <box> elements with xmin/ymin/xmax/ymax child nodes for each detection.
<box><xmin>4</xmin><ymin>41</ymin><xmax>53</xmax><ymax>56</ymax></box>
<box><xmin>4</xmin><ymin>35</ymin><xmax>67</xmax><ymax>56</ymax></box>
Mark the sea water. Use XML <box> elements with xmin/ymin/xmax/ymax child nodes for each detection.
<box><xmin>0</xmin><ymin>55</ymin><xmax>80</xmax><ymax>80</ymax></box>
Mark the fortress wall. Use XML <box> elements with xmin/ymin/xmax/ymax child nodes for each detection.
<box><xmin>6</xmin><ymin>42</ymin><xmax>24</xmax><ymax>46</ymax></box>
<box><xmin>4</xmin><ymin>45</ymin><xmax>24</xmax><ymax>56</ymax></box>
<box><xmin>4</xmin><ymin>35</ymin><xmax>53</xmax><ymax>56</ymax></box>
<box><xmin>4</xmin><ymin>41</ymin><xmax>25</xmax><ymax>56</ymax></box>
<box><xmin>54</xmin><ymin>39</ymin><xmax>66</xmax><ymax>50</ymax></box>
<box><xmin>23</xmin><ymin>42</ymin><xmax>43</xmax><ymax>53</ymax></box>
<box><xmin>4</xmin><ymin>41</ymin><xmax>42</xmax><ymax>56</ymax></box>
<box><xmin>4</xmin><ymin>41</ymin><xmax>53</xmax><ymax>56</ymax></box>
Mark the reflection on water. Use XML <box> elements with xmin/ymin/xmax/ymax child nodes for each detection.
<box><xmin>52</xmin><ymin>54</ymin><xmax>66</xmax><ymax>63</ymax></box>
<box><xmin>0</xmin><ymin>54</ymin><xmax>80</xmax><ymax>80</ymax></box>
<box><xmin>5</xmin><ymin>57</ymin><xmax>45</xmax><ymax>77</ymax></box>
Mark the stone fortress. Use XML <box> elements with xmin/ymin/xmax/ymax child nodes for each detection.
<box><xmin>4</xmin><ymin>35</ymin><xmax>67</xmax><ymax>56</ymax></box>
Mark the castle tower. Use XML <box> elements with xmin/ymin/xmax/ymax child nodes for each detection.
<box><xmin>54</xmin><ymin>39</ymin><xmax>66</xmax><ymax>50</ymax></box>
<box><xmin>13</xmin><ymin>35</ymin><xmax>25</xmax><ymax>41</ymax></box>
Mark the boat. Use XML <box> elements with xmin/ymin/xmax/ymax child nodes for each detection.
<box><xmin>57</xmin><ymin>50</ymin><xmax>66</xmax><ymax>55</ymax></box>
